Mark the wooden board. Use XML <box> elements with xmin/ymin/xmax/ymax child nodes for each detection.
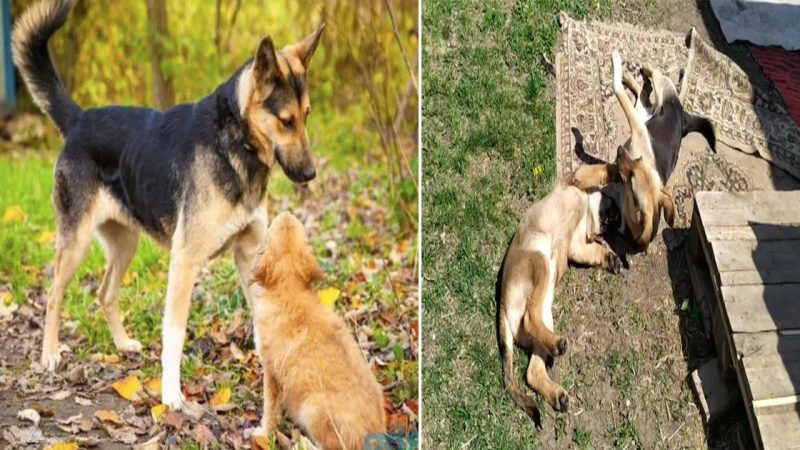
<box><xmin>734</xmin><ymin>332</ymin><xmax>800</xmax><ymax>359</ymax></box>
<box><xmin>754</xmin><ymin>404</ymin><xmax>800</xmax><ymax>450</ymax></box>
<box><xmin>710</xmin><ymin>240</ymin><xmax>800</xmax><ymax>273</ymax></box>
<box><xmin>691</xmin><ymin>191</ymin><xmax>800</xmax><ymax>450</ymax></box>
<box><xmin>741</xmin><ymin>352</ymin><xmax>800</xmax><ymax>401</ymax></box>
<box><xmin>721</xmin><ymin>284</ymin><xmax>800</xmax><ymax>333</ymax></box>
<box><xmin>696</xmin><ymin>191</ymin><xmax>800</xmax><ymax>227</ymax></box>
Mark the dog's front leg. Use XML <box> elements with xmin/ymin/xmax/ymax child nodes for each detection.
<box><xmin>160</xmin><ymin>251</ymin><xmax>203</xmax><ymax>410</ymax></box>
<box><xmin>233</xmin><ymin>209</ymin><xmax>267</xmax><ymax>357</ymax></box>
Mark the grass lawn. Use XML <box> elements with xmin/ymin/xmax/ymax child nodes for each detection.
<box><xmin>422</xmin><ymin>0</ymin><xmax>709</xmax><ymax>448</ymax></box>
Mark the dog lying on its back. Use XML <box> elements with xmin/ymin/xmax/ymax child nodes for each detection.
<box><xmin>499</xmin><ymin>163</ymin><xmax>621</xmax><ymax>422</ymax></box>
<box><xmin>609</xmin><ymin>49</ymin><xmax>716</xmax><ymax>248</ymax></box>
<box><xmin>250</xmin><ymin>212</ymin><xmax>386</xmax><ymax>449</ymax></box>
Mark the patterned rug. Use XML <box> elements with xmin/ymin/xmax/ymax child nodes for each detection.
<box><xmin>555</xmin><ymin>13</ymin><xmax>800</xmax><ymax>228</ymax></box>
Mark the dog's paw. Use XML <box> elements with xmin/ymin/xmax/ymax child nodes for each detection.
<box><xmin>161</xmin><ymin>389</ymin><xmax>185</xmax><ymax>410</ymax></box>
<box><xmin>553</xmin><ymin>390</ymin><xmax>570</xmax><ymax>413</ymax></box>
<box><xmin>611</xmin><ymin>50</ymin><xmax>623</xmax><ymax>92</ymax></box>
<box><xmin>114</xmin><ymin>338</ymin><xmax>143</xmax><ymax>353</ymax></box>
<box><xmin>641</xmin><ymin>63</ymin><xmax>655</xmax><ymax>78</ymax></box>
<box><xmin>40</xmin><ymin>351</ymin><xmax>62</xmax><ymax>373</ymax></box>
<box><xmin>606</xmin><ymin>253</ymin><xmax>622</xmax><ymax>275</ymax></box>
<box><xmin>555</xmin><ymin>337</ymin><xmax>568</xmax><ymax>357</ymax></box>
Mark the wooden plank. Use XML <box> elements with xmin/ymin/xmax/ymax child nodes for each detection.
<box><xmin>741</xmin><ymin>352</ymin><xmax>800</xmax><ymax>400</ymax></box>
<box><xmin>720</xmin><ymin>269</ymin><xmax>800</xmax><ymax>286</ymax></box>
<box><xmin>710</xmin><ymin>239</ymin><xmax>800</xmax><ymax>273</ymax></box>
<box><xmin>696</xmin><ymin>191</ymin><xmax>800</xmax><ymax>227</ymax></box>
<box><xmin>706</xmin><ymin>224</ymin><xmax>800</xmax><ymax>242</ymax></box>
<box><xmin>734</xmin><ymin>332</ymin><xmax>800</xmax><ymax>359</ymax></box>
<box><xmin>722</xmin><ymin>285</ymin><xmax>800</xmax><ymax>332</ymax></box>
<box><xmin>754</xmin><ymin>404</ymin><xmax>800</xmax><ymax>450</ymax></box>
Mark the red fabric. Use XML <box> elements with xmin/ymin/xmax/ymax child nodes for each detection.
<box><xmin>750</xmin><ymin>45</ymin><xmax>800</xmax><ymax>125</ymax></box>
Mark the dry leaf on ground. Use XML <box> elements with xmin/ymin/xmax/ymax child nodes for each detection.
<box><xmin>112</xmin><ymin>375</ymin><xmax>142</xmax><ymax>401</ymax></box>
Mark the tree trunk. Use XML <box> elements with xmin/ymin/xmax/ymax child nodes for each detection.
<box><xmin>145</xmin><ymin>0</ymin><xmax>174</xmax><ymax>109</ymax></box>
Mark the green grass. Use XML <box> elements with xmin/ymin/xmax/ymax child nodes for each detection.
<box><xmin>422</xmin><ymin>0</ymin><xmax>614</xmax><ymax>447</ymax></box>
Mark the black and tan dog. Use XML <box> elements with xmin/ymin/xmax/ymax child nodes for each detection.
<box><xmin>499</xmin><ymin>163</ymin><xmax>621</xmax><ymax>422</ymax></box>
<box><xmin>13</xmin><ymin>0</ymin><xmax>323</xmax><ymax>409</ymax></box>
<box><xmin>609</xmin><ymin>49</ymin><xmax>716</xmax><ymax>248</ymax></box>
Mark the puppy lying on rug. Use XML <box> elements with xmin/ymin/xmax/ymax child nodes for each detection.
<box><xmin>250</xmin><ymin>212</ymin><xmax>385</xmax><ymax>449</ymax></box>
<box><xmin>498</xmin><ymin>163</ymin><xmax>621</xmax><ymax>423</ymax></box>
<box><xmin>609</xmin><ymin>49</ymin><xmax>716</xmax><ymax>249</ymax></box>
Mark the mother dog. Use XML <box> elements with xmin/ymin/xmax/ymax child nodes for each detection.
<box><xmin>13</xmin><ymin>0</ymin><xmax>323</xmax><ymax>409</ymax></box>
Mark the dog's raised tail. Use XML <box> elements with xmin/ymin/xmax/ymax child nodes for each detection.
<box><xmin>12</xmin><ymin>0</ymin><xmax>81</xmax><ymax>135</ymax></box>
<box><xmin>683</xmin><ymin>113</ymin><xmax>716</xmax><ymax>153</ymax></box>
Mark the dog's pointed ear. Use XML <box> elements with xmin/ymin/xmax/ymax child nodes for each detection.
<box><xmin>660</xmin><ymin>188</ymin><xmax>675</xmax><ymax>227</ymax></box>
<box><xmin>254</xmin><ymin>36</ymin><xmax>280</xmax><ymax>82</ymax></box>
<box><xmin>289</xmin><ymin>24</ymin><xmax>325</xmax><ymax>69</ymax></box>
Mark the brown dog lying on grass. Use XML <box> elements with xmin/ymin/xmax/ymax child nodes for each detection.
<box><xmin>249</xmin><ymin>212</ymin><xmax>386</xmax><ymax>449</ymax></box>
<box><xmin>499</xmin><ymin>163</ymin><xmax>621</xmax><ymax>423</ymax></box>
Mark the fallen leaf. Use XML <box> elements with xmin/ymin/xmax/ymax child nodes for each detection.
<box><xmin>229</xmin><ymin>342</ymin><xmax>246</xmax><ymax>361</ymax></box>
<box><xmin>17</xmin><ymin>408</ymin><xmax>40</xmax><ymax>425</ymax></box>
<box><xmin>50</xmin><ymin>389</ymin><xmax>72</xmax><ymax>401</ymax></box>
<box><xmin>160</xmin><ymin>410</ymin><xmax>188</xmax><ymax>428</ymax></box>
<box><xmin>0</xmin><ymin>294</ymin><xmax>18</xmax><ymax>318</ymax></box>
<box><xmin>251</xmin><ymin>435</ymin><xmax>271</xmax><ymax>450</ymax></box>
<box><xmin>64</xmin><ymin>366</ymin><xmax>87</xmax><ymax>385</ymax></box>
<box><xmin>210</xmin><ymin>386</ymin><xmax>233</xmax><ymax>411</ymax></box>
<box><xmin>319</xmin><ymin>287</ymin><xmax>340</xmax><ymax>307</ymax></box>
<box><xmin>57</xmin><ymin>413</ymin><xmax>83</xmax><ymax>425</ymax></box>
<box><xmin>103</xmin><ymin>424</ymin><xmax>137</xmax><ymax>444</ymax></box>
<box><xmin>74</xmin><ymin>396</ymin><xmax>93</xmax><ymax>406</ymax></box>
<box><xmin>184</xmin><ymin>382</ymin><xmax>206</xmax><ymax>396</ymax></box>
<box><xmin>43</xmin><ymin>442</ymin><xmax>79</xmax><ymax>450</ymax></box>
<box><xmin>150</xmin><ymin>404</ymin><xmax>166</xmax><ymax>421</ymax></box>
<box><xmin>133</xmin><ymin>432</ymin><xmax>165</xmax><ymax>450</ymax></box>
<box><xmin>95</xmin><ymin>409</ymin><xmax>124</xmax><ymax>426</ymax></box>
<box><xmin>31</xmin><ymin>403</ymin><xmax>55</xmax><ymax>417</ymax></box>
<box><xmin>78</xmin><ymin>418</ymin><xmax>94</xmax><ymax>432</ymax></box>
<box><xmin>112</xmin><ymin>375</ymin><xmax>142</xmax><ymax>401</ymax></box>
<box><xmin>193</xmin><ymin>424</ymin><xmax>217</xmax><ymax>446</ymax></box>
<box><xmin>3</xmin><ymin>205</ymin><xmax>26</xmax><ymax>222</ymax></box>
<box><xmin>143</xmin><ymin>378</ymin><xmax>161</xmax><ymax>397</ymax></box>
<box><xmin>37</xmin><ymin>230</ymin><xmax>55</xmax><ymax>244</ymax></box>
<box><xmin>2</xmin><ymin>426</ymin><xmax>44</xmax><ymax>445</ymax></box>
<box><xmin>181</xmin><ymin>400</ymin><xmax>207</xmax><ymax>421</ymax></box>
<box><xmin>90</xmin><ymin>353</ymin><xmax>120</xmax><ymax>364</ymax></box>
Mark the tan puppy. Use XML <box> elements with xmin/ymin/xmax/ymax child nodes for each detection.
<box><xmin>499</xmin><ymin>164</ymin><xmax>621</xmax><ymax>422</ymax></box>
<box><xmin>250</xmin><ymin>212</ymin><xmax>385</xmax><ymax>449</ymax></box>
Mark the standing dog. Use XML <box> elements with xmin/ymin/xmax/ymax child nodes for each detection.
<box><xmin>13</xmin><ymin>0</ymin><xmax>323</xmax><ymax>409</ymax></box>
<box><xmin>250</xmin><ymin>212</ymin><xmax>386</xmax><ymax>449</ymax></box>
<box><xmin>498</xmin><ymin>164</ymin><xmax>621</xmax><ymax>422</ymax></box>
<box><xmin>610</xmin><ymin>49</ymin><xmax>716</xmax><ymax>248</ymax></box>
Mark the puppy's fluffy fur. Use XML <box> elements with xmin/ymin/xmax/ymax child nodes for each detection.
<box><xmin>250</xmin><ymin>212</ymin><xmax>386</xmax><ymax>449</ymax></box>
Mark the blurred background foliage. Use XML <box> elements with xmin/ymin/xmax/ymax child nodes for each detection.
<box><xmin>9</xmin><ymin>0</ymin><xmax>418</xmax><ymax>233</ymax></box>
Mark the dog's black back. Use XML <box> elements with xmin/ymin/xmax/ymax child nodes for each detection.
<box><xmin>647</xmin><ymin>95</ymin><xmax>716</xmax><ymax>184</ymax></box>
<box><xmin>60</xmin><ymin>74</ymin><xmax>266</xmax><ymax>239</ymax></box>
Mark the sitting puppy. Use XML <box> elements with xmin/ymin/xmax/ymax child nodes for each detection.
<box><xmin>499</xmin><ymin>163</ymin><xmax>621</xmax><ymax>422</ymax></box>
<box><xmin>250</xmin><ymin>212</ymin><xmax>385</xmax><ymax>448</ymax></box>
<box><xmin>609</xmin><ymin>49</ymin><xmax>716</xmax><ymax>248</ymax></box>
